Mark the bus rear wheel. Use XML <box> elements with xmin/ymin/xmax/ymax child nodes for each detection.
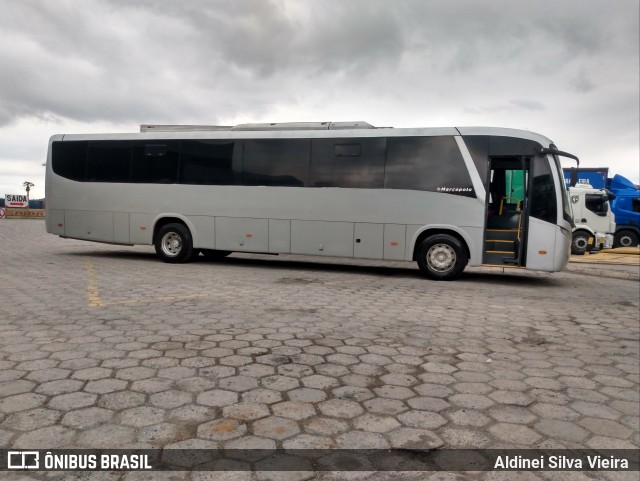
<box><xmin>155</xmin><ymin>223</ymin><xmax>194</xmax><ymax>263</ymax></box>
<box><xmin>417</xmin><ymin>234</ymin><xmax>467</xmax><ymax>280</ymax></box>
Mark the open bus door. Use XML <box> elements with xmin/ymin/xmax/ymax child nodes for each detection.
<box><xmin>484</xmin><ymin>157</ymin><xmax>530</xmax><ymax>267</ymax></box>
<box><xmin>484</xmin><ymin>149</ymin><xmax>565</xmax><ymax>270</ymax></box>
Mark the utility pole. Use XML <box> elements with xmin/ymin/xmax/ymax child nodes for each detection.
<box><xmin>23</xmin><ymin>181</ymin><xmax>34</xmax><ymax>208</ymax></box>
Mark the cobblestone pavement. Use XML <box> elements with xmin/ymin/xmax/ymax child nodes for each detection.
<box><xmin>1</xmin><ymin>220</ymin><xmax>638</xmax><ymax>481</ymax></box>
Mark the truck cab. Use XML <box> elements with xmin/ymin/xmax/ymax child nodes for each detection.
<box><xmin>569</xmin><ymin>184</ymin><xmax>616</xmax><ymax>255</ymax></box>
<box><xmin>607</xmin><ymin>175</ymin><xmax>640</xmax><ymax>247</ymax></box>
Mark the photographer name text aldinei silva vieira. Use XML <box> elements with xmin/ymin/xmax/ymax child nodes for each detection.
<box><xmin>495</xmin><ymin>454</ymin><xmax>629</xmax><ymax>470</ymax></box>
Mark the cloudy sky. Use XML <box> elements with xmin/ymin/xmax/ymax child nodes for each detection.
<box><xmin>1</xmin><ymin>0</ymin><xmax>638</xmax><ymax>199</ymax></box>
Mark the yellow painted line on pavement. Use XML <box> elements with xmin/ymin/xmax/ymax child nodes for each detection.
<box><xmin>84</xmin><ymin>260</ymin><xmax>103</xmax><ymax>307</ymax></box>
<box><xmin>103</xmin><ymin>293</ymin><xmax>214</xmax><ymax>307</ymax></box>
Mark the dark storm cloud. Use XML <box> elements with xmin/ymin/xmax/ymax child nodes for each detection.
<box><xmin>107</xmin><ymin>0</ymin><xmax>405</xmax><ymax>76</ymax></box>
<box><xmin>0</xmin><ymin>0</ymin><xmax>637</xmax><ymax>126</ymax></box>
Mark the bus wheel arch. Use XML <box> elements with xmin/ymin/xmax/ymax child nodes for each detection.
<box><xmin>153</xmin><ymin>218</ymin><xmax>195</xmax><ymax>263</ymax></box>
<box><xmin>413</xmin><ymin>229</ymin><xmax>469</xmax><ymax>280</ymax></box>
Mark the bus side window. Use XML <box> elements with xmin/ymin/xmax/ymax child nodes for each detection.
<box><xmin>52</xmin><ymin>141</ymin><xmax>88</xmax><ymax>181</ymax></box>
<box><xmin>242</xmin><ymin>139</ymin><xmax>310</xmax><ymax>187</ymax></box>
<box><xmin>179</xmin><ymin>140</ymin><xmax>237</xmax><ymax>185</ymax></box>
<box><xmin>310</xmin><ymin>138</ymin><xmax>385</xmax><ymax>189</ymax></box>
<box><xmin>87</xmin><ymin>141</ymin><xmax>132</xmax><ymax>183</ymax></box>
<box><xmin>132</xmin><ymin>142</ymin><xmax>179</xmax><ymax>184</ymax></box>
<box><xmin>385</xmin><ymin>136</ymin><xmax>473</xmax><ymax>196</ymax></box>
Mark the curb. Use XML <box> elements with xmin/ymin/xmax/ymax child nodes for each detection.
<box><xmin>565</xmin><ymin>264</ymin><xmax>640</xmax><ymax>281</ymax></box>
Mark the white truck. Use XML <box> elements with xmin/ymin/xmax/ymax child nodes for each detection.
<box><xmin>569</xmin><ymin>184</ymin><xmax>616</xmax><ymax>255</ymax></box>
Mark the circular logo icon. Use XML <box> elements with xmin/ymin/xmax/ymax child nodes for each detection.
<box><xmin>0</xmin><ymin>207</ymin><xmax>5</xmax><ymax>219</ymax></box>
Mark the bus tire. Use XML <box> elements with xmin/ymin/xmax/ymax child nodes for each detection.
<box><xmin>614</xmin><ymin>230</ymin><xmax>639</xmax><ymax>248</ymax></box>
<box><xmin>201</xmin><ymin>249</ymin><xmax>231</xmax><ymax>260</ymax></box>
<box><xmin>417</xmin><ymin>234</ymin><xmax>467</xmax><ymax>280</ymax></box>
<box><xmin>155</xmin><ymin>223</ymin><xmax>194</xmax><ymax>263</ymax></box>
<box><xmin>571</xmin><ymin>230</ymin><xmax>591</xmax><ymax>255</ymax></box>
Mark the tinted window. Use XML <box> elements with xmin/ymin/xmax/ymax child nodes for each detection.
<box><xmin>491</xmin><ymin>136</ymin><xmax>541</xmax><ymax>156</ymax></box>
<box><xmin>335</xmin><ymin>143</ymin><xmax>361</xmax><ymax>157</ymax></box>
<box><xmin>585</xmin><ymin>194</ymin><xmax>608</xmax><ymax>215</ymax></box>
<box><xmin>132</xmin><ymin>141</ymin><xmax>179</xmax><ymax>183</ymax></box>
<box><xmin>466</xmin><ymin>135</ymin><xmax>550</xmax><ymax>196</ymax></box>
<box><xmin>530</xmin><ymin>157</ymin><xmax>557</xmax><ymax>224</ymax></box>
<box><xmin>461</xmin><ymin>136</ymin><xmax>489</xmax><ymax>184</ymax></box>
<box><xmin>179</xmin><ymin>140</ymin><xmax>239</xmax><ymax>185</ymax></box>
<box><xmin>51</xmin><ymin>141</ymin><xmax>87</xmax><ymax>181</ymax></box>
<box><xmin>310</xmin><ymin>138</ymin><xmax>385</xmax><ymax>188</ymax></box>
<box><xmin>385</xmin><ymin>136</ymin><xmax>474</xmax><ymax>196</ymax></box>
<box><xmin>243</xmin><ymin>139</ymin><xmax>309</xmax><ymax>187</ymax></box>
<box><xmin>87</xmin><ymin>141</ymin><xmax>131</xmax><ymax>182</ymax></box>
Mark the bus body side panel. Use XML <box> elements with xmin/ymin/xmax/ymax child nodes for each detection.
<box><xmin>269</xmin><ymin>219</ymin><xmax>291</xmax><ymax>253</ymax></box>
<box><xmin>46</xmin><ymin>178</ymin><xmax>484</xmax><ymax>262</ymax></box>
<box><xmin>525</xmin><ymin>217</ymin><xmax>559</xmax><ymax>271</ymax></box>
<box><xmin>291</xmin><ymin>221</ymin><xmax>354</xmax><ymax>257</ymax></box>
<box><xmin>189</xmin><ymin>216</ymin><xmax>216</xmax><ymax>250</ymax></box>
<box><xmin>215</xmin><ymin>217</ymin><xmax>269</xmax><ymax>252</ymax></box>
<box><xmin>65</xmin><ymin>210</ymin><xmax>114</xmax><ymax>243</ymax></box>
<box><xmin>114</xmin><ymin>212</ymin><xmax>130</xmax><ymax>245</ymax></box>
<box><xmin>130</xmin><ymin>213</ymin><xmax>155</xmax><ymax>245</ymax></box>
<box><xmin>554</xmin><ymin>227</ymin><xmax>572</xmax><ymax>271</ymax></box>
<box><xmin>383</xmin><ymin>224</ymin><xmax>406</xmax><ymax>260</ymax></box>
<box><xmin>354</xmin><ymin>223</ymin><xmax>384</xmax><ymax>260</ymax></box>
<box><xmin>47</xmin><ymin>209</ymin><xmax>65</xmax><ymax>236</ymax></box>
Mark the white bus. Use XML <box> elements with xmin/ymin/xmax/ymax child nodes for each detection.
<box><xmin>45</xmin><ymin>122</ymin><xmax>577</xmax><ymax>280</ymax></box>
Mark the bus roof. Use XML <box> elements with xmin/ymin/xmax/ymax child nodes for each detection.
<box><xmin>139</xmin><ymin>121</ymin><xmax>378</xmax><ymax>131</ymax></box>
<box><xmin>54</xmin><ymin>124</ymin><xmax>554</xmax><ymax>147</ymax></box>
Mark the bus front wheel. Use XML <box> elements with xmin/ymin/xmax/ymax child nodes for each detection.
<box><xmin>155</xmin><ymin>223</ymin><xmax>194</xmax><ymax>263</ymax></box>
<box><xmin>417</xmin><ymin>234</ymin><xmax>467</xmax><ymax>280</ymax></box>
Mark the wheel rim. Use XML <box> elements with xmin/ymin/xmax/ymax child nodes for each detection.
<box><xmin>161</xmin><ymin>232</ymin><xmax>183</xmax><ymax>257</ymax></box>
<box><xmin>573</xmin><ymin>237</ymin><xmax>588</xmax><ymax>250</ymax></box>
<box><xmin>427</xmin><ymin>244</ymin><xmax>456</xmax><ymax>272</ymax></box>
<box><xmin>619</xmin><ymin>235</ymin><xmax>633</xmax><ymax>247</ymax></box>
